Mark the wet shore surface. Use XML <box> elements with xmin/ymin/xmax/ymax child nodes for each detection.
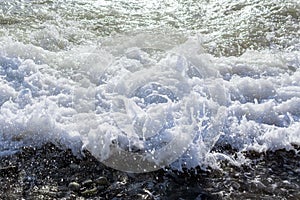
<box><xmin>0</xmin><ymin>143</ymin><xmax>299</xmax><ymax>200</ymax></box>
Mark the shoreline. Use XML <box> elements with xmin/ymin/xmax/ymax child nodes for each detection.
<box><xmin>1</xmin><ymin>143</ymin><xmax>299</xmax><ymax>199</ymax></box>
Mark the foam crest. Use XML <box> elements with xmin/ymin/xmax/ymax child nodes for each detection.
<box><xmin>0</xmin><ymin>34</ymin><xmax>300</xmax><ymax>171</ymax></box>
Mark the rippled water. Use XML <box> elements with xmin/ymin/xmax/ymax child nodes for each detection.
<box><xmin>1</xmin><ymin>0</ymin><xmax>299</xmax><ymax>54</ymax></box>
<box><xmin>0</xmin><ymin>0</ymin><xmax>300</xmax><ymax>197</ymax></box>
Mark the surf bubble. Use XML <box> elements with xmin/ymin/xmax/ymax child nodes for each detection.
<box><xmin>73</xmin><ymin>40</ymin><xmax>206</xmax><ymax>173</ymax></box>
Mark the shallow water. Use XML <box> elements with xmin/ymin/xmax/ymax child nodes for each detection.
<box><xmin>0</xmin><ymin>0</ymin><xmax>299</xmax><ymax>177</ymax></box>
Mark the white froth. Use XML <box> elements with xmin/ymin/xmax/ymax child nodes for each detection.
<box><xmin>0</xmin><ymin>32</ymin><xmax>300</xmax><ymax>170</ymax></box>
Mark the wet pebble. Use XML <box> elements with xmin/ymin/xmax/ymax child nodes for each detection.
<box><xmin>81</xmin><ymin>187</ymin><xmax>98</xmax><ymax>197</ymax></box>
<box><xmin>82</xmin><ymin>179</ymin><xmax>93</xmax><ymax>187</ymax></box>
<box><xmin>95</xmin><ymin>176</ymin><xmax>109</xmax><ymax>186</ymax></box>
<box><xmin>68</xmin><ymin>182</ymin><xmax>80</xmax><ymax>192</ymax></box>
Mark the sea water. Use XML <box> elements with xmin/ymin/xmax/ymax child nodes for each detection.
<box><xmin>0</xmin><ymin>0</ymin><xmax>299</xmax><ymax>172</ymax></box>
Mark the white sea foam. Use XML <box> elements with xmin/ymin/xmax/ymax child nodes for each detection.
<box><xmin>0</xmin><ymin>32</ymin><xmax>299</xmax><ymax>171</ymax></box>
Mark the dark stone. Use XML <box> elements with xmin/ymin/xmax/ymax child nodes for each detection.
<box><xmin>68</xmin><ymin>182</ymin><xmax>80</xmax><ymax>192</ymax></box>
